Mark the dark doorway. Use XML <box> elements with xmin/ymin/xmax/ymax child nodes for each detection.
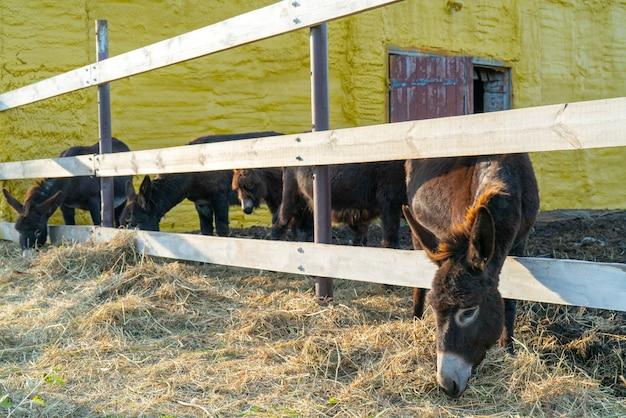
<box><xmin>473</xmin><ymin>65</ymin><xmax>511</xmax><ymax>113</ymax></box>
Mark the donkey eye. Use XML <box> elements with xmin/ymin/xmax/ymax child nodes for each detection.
<box><xmin>455</xmin><ymin>306</ymin><xmax>479</xmax><ymax>327</ymax></box>
<box><xmin>462</xmin><ymin>308</ymin><xmax>476</xmax><ymax>318</ymax></box>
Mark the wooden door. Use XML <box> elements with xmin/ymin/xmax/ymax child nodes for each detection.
<box><xmin>389</xmin><ymin>53</ymin><xmax>473</xmax><ymax>122</ymax></box>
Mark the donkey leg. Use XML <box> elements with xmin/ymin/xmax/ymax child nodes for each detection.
<box><xmin>500</xmin><ymin>299</ymin><xmax>517</xmax><ymax>353</ymax></box>
<box><xmin>271</xmin><ymin>169</ymin><xmax>299</xmax><ymax>240</ymax></box>
<box><xmin>114</xmin><ymin>204</ymin><xmax>125</xmax><ymax>227</ymax></box>
<box><xmin>87</xmin><ymin>198</ymin><xmax>101</xmax><ymax>225</ymax></box>
<box><xmin>380</xmin><ymin>201</ymin><xmax>401</xmax><ymax>249</ymax></box>
<box><xmin>61</xmin><ymin>206</ymin><xmax>76</xmax><ymax>225</ymax></box>
<box><xmin>195</xmin><ymin>201</ymin><xmax>214</xmax><ymax>236</ymax></box>
<box><xmin>413</xmin><ymin>288</ymin><xmax>427</xmax><ymax>319</ymax></box>
<box><xmin>410</xmin><ymin>229</ymin><xmax>428</xmax><ymax>319</ymax></box>
<box><xmin>380</xmin><ymin>203</ymin><xmax>402</xmax><ymax>292</ymax></box>
<box><xmin>499</xmin><ymin>240</ymin><xmax>526</xmax><ymax>352</ymax></box>
<box><xmin>294</xmin><ymin>207</ymin><xmax>314</xmax><ymax>242</ymax></box>
<box><xmin>349</xmin><ymin>222</ymin><xmax>368</xmax><ymax>246</ymax></box>
<box><xmin>213</xmin><ymin>192</ymin><xmax>230</xmax><ymax>237</ymax></box>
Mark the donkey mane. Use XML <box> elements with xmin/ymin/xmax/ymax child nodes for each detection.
<box><xmin>22</xmin><ymin>179</ymin><xmax>63</xmax><ymax>210</ymax></box>
<box><xmin>145</xmin><ymin>174</ymin><xmax>193</xmax><ymax>218</ymax></box>
<box><xmin>432</xmin><ymin>181</ymin><xmax>507</xmax><ymax>262</ymax></box>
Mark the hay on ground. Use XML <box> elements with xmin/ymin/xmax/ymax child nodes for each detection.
<box><xmin>0</xmin><ymin>238</ymin><xmax>624</xmax><ymax>417</ymax></box>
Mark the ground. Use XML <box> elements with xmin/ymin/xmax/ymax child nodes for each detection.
<box><xmin>0</xmin><ymin>211</ymin><xmax>624</xmax><ymax>417</ymax></box>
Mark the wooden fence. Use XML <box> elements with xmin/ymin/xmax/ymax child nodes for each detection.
<box><xmin>1</xmin><ymin>0</ymin><xmax>625</xmax><ymax>311</ymax></box>
<box><xmin>1</xmin><ymin>97</ymin><xmax>625</xmax><ymax>180</ymax></box>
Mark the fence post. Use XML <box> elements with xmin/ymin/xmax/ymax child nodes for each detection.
<box><xmin>310</xmin><ymin>23</ymin><xmax>333</xmax><ymax>301</ymax></box>
<box><xmin>96</xmin><ymin>20</ymin><xmax>114</xmax><ymax>227</ymax></box>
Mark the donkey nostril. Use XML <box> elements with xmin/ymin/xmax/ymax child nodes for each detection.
<box><xmin>441</xmin><ymin>379</ymin><xmax>461</xmax><ymax>398</ymax></box>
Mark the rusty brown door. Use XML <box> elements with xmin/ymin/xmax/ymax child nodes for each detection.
<box><xmin>389</xmin><ymin>53</ymin><xmax>473</xmax><ymax>122</ymax></box>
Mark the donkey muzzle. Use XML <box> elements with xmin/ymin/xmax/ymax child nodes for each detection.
<box><xmin>22</xmin><ymin>248</ymin><xmax>35</xmax><ymax>259</ymax></box>
<box><xmin>437</xmin><ymin>351</ymin><xmax>472</xmax><ymax>397</ymax></box>
<box><xmin>242</xmin><ymin>198</ymin><xmax>254</xmax><ymax>215</ymax></box>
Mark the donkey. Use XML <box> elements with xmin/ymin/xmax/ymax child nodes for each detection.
<box><xmin>232</xmin><ymin>168</ymin><xmax>284</xmax><ymax>223</ymax></box>
<box><xmin>3</xmin><ymin>138</ymin><xmax>132</xmax><ymax>256</ymax></box>
<box><xmin>233</xmin><ymin>167</ymin><xmax>377</xmax><ymax>242</ymax></box>
<box><xmin>231</xmin><ymin>167</ymin><xmax>314</xmax><ymax>240</ymax></box>
<box><xmin>120</xmin><ymin>132</ymin><xmax>280</xmax><ymax>235</ymax></box>
<box><xmin>272</xmin><ymin>162</ymin><xmax>406</xmax><ymax>247</ymax></box>
<box><xmin>403</xmin><ymin>154</ymin><xmax>539</xmax><ymax>397</ymax></box>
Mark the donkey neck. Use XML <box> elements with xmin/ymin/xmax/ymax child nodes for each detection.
<box><xmin>260</xmin><ymin>168</ymin><xmax>283</xmax><ymax>213</ymax></box>
<box><xmin>150</xmin><ymin>174</ymin><xmax>193</xmax><ymax>219</ymax></box>
<box><xmin>471</xmin><ymin>158</ymin><xmax>522</xmax><ymax>275</ymax></box>
<box><xmin>26</xmin><ymin>178</ymin><xmax>68</xmax><ymax>206</ymax></box>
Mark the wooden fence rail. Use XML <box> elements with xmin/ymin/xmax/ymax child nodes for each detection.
<box><xmin>1</xmin><ymin>97</ymin><xmax>625</xmax><ymax>180</ymax></box>
<box><xmin>0</xmin><ymin>155</ymin><xmax>94</xmax><ymax>180</ymax></box>
<box><xmin>1</xmin><ymin>222</ymin><xmax>624</xmax><ymax>312</ymax></box>
<box><xmin>0</xmin><ymin>0</ymin><xmax>400</xmax><ymax>111</ymax></box>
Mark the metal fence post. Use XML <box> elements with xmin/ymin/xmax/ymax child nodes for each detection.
<box><xmin>310</xmin><ymin>24</ymin><xmax>333</xmax><ymax>301</ymax></box>
<box><xmin>96</xmin><ymin>20</ymin><xmax>114</xmax><ymax>228</ymax></box>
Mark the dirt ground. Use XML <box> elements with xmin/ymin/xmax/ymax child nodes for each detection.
<box><xmin>231</xmin><ymin>209</ymin><xmax>626</xmax><ymax>261</ymax></box>
<box><xmin>0</xmin><ymin>210</ymin><xmax>624</xmax><ymax>417</ymax></box>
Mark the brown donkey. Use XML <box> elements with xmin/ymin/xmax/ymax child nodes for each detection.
<box><xmin>232</xmin><ymin>168</ymin><xmax>284</xmax><ymax>222</ymax></box>
<box><xmin>403</xmin><ymin>155</ymin><xmax>539</xmax><ymax>397</ymax></box>
<box><xmin>231</xmin><ymin>167</ymin><xmax>313</xmax><ymax>240</ymax></box>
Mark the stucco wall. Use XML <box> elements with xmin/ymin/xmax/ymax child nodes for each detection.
<box><xmin>1</xmin><ymin>0</ymin><xmax>625</xmax><ymax>231</ymax></box>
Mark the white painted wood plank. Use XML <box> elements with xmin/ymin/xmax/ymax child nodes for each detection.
<box><xmin>1</xmin><ymin>97</ymin><xmax>623</xmax><ymax>179</ymax></box>
<box><xmin>94</xmin><ymin>97</ymin><xmax>626</xmax><ymax>176</ymax></box>
<box><xmin>0</xmin><ymin>0</ymin><xmax>400</xmax><ymax>111</ymax></box>
<box><xmin>1</xmin><ymin>222</ymin><xmax>624</xmax><ymax>312</ymax></box>
<box><xmin>0</xmin><ymin>155</ymin><xmax>95</xmax><ymax>180</ymax></box>
<box><xmin>0</xmin><ymin>65</ymin><xmax>94</xmax><ymax>111</ymax></box>
<box><xmin>0</xmin><ymin>222</ymin><xmax>20</xmax><ymax>242</ymax></box>
<box><xmin>502</xmin><ymin>258</ymin><xmax>626</xmax><ymax>311</ymax></box>
<box><xmin>48</xmin><ymin>224</ymin><xmax>95</xmax><ymax>245</ymax></box>
<box><xmin>0</xmin><ymin>222</ymin><xmax>95</xmax><ymax>244</ymax></box>
<box><xmin>106</xmin><ymin>228</ymin><xmax>439</xmax><ymax>289</ymax></box>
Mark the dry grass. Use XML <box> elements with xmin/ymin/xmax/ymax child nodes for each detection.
<box><xmin>0</xmin><ymin>239</ymin><xmax>624</xmax><ymax>417</ymax></box>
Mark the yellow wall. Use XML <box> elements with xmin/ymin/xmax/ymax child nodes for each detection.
<box><xmin>1</xmin><ymin>0</ymin><xmax>625</xmax><ymax>231</ymax></box>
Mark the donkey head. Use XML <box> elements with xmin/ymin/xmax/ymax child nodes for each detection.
<box><xmin>3</xmin><ymin>188</ymin><xmax>63</xmax><ymax>256</ymax></box>
<box><xmin>403</xmin><ymin>204</ymin><xmax>503</xmax><ymax>398</ymax></box>
<box><xmin>119</xmin><ymin>176</ymin><xmax>160</xmax><ymax>231</ymax></box>
<box><xmin>232</xmin><ymin>169</ymin><xmax>266</xmax><ymax>215</ymax></box>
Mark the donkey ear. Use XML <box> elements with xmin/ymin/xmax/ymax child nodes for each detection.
<box><xmin>231</xmin><ymin>169</ymin><xmax>242</xmax><ymax>190</ymax></box>
<box><xmin>125</xmin><ymin>180</ymin><xmax>137</xmax><ymax>201</ymax></box>
<box><xmin>3</xmin><ymin>188</ymin><xmax>24</xmax><ymax>214</ymax></box>
<box><xmin>38</xmin><ymin>191</ymin><xmax>63</xmax><ymax>217</ymax></box>
<box><xmin>402</xmin><ymin>205</ymin><xmax>440</xmax><ymax>262</ymax></box>
<box><xmin>138</xmin><ymin>176</ymin><xmax>152</xmax><ymax>207</ymax></box>
<box><xmin>467</xmin><ymin>206</ymin><xmax>495</xmax><ymax>271</ymax></box>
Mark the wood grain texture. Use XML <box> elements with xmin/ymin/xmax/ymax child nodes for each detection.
<box><xmin>0</xmin><ymin>64</ymin><xmax>94</xmax><ymax>111</ymax></box>
<box><xmin>0</xmin><ymin>0</ymin><xmax>400</xmax><ymax>111</ymax></box>
<box><xmin>1</xmin><ymin>222</ymin><xmax>624</xmax><ymax>311</ymax></box>
<box><xmin>0</xmin><ymin>155</ymin><xmax>94</xmax><ymax>180</ymax></box>
<box><xmin>95</xmin><ymin>97</ymin><xmax>626</xmax><ymax>176</ymax></box>
<box><xmin>0</xmin><ymin>97</ymin><xmax>624</xmax><ymax>180</ymax></box>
